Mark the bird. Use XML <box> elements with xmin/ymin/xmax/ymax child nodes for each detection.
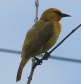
<box><xmin>16</xmin><ymin>8</ymin><xmax>71</xmax><ymax>82</ymax></box>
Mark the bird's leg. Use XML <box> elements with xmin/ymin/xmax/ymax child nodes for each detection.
<box><xmin>43</xmin><ymin>52</ymin><xmax>50</xmax><ymax>60</ymax></box>
<box><xmin>34</xmin><ymin>57</ymin><xmax>42</xmax><ymax>65</ymax></box>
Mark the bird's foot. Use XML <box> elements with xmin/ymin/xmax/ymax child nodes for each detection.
<box><xmin>34</xmin><ymin>57</ymin><xmax>42</xmax><ymax>65</ymax></box>
<box><xmin>43</xmin><ymin>52</ymin><xmax>50</xmax><ymax>60</ymax></box>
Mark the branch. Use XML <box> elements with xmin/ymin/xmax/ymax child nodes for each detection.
<box><xmin>34</xmin><ymin>0</ymin><xmax>39</xmax><ymax>22</ymax></box>
<box><xmin>26</xmin><ymin>24</ymin><xmax>81</xmax><ymax>84</ymax></box>
<box><xmin>49</xmin><ymin>24</ymin><xmax>81</xmax><ymax>54</ymax></box>
<box><xmin>27</xmin><ymin>0</ymin><xmax>39</xmax><ymax>84</ymax></box>
<box><xmin>27</xmin><ymin>59</ymin><xmax>35</xmax><ymax>84</ymax></box>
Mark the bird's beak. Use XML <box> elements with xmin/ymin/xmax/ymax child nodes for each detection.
<box><xmin>61</xmin><ymin>13</ymin><xmax>71</xmax><ymax>17</ymax></box>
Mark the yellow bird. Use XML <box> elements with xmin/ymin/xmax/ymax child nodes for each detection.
<box><xmin>16</xmin><ymin>8</ymin><xmax>70</xmax><ymax>82</ymax></box>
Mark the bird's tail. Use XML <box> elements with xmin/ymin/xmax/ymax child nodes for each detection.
<box><xmin>16</xmin><ymin>57</ymin><xmax>30</xmax><ymax>82</ymax></box>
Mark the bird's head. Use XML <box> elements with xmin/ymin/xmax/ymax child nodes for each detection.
<box><xmin>40</xmin><ymin>8</ymin><xmax>71</xmax><ymax>21</ymax></box>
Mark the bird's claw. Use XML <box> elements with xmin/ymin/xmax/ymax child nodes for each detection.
<box><xmin>34</xmin><ymin>57</ymin><xmax>42</xmax><ymax>65</ymax></box>
<box><xmin>43</xmin><ymin>52</ymin><xmax>50</xmax><ymax>60</ymax></box>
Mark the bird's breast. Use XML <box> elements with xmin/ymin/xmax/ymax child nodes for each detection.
<box><xmin>43</xmin><ymin>22</ymin><xmax>61</xmax><ymax>52</ymax></box>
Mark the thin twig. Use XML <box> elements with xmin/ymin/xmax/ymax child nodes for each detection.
<box><xmin>27</xmin><ymin>59</ymin><xmax>35</xmax><ymax>84</ymax></box>
<box><xmin>27</xmin><ymin>0</ymin><xmax>39</xmax><ymax>84</ymax></box>
<box><xmin>34</xmin><ymin>0</ymin><xmax>39</xmax><ymax>22</ymax></box>
<box><xmin>49</xmin><ymin>24</ymin><xmax>81</xmax><ymax>54</ymax></box>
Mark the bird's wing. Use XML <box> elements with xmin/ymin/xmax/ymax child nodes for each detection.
<box><xmin>23</xmin><ymin>21</ymin><xmax>53</xmax><ymax>57</ymax></box>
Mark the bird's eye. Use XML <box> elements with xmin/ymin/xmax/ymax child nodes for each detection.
<box><xmin>53</xmin><ymin>11</ymin><xmax>62</xmax><ymax>16</ymax></box>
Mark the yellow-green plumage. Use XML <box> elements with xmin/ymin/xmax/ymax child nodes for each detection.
<box><xmin>16</xmin><ymin>8</ymin><xmax>70</xmax><ymax>82</ymax></box>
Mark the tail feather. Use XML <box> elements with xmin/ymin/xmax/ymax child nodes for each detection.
<box><xmin>16</xmin><ymin>60</ymin><xmax>23</xmax><ymax>82</ymax></box>
<box><xmin>16</xmin><ymin>57</ymin><xmax>30</xmax><ymax>82</ymax></box>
